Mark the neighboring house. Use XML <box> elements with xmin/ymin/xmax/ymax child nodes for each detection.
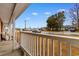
<box><xmin>22</xmin><ymin>28</ymin><xmax>32</xmax><ymax>31</ymax></box>
<box><xmin>64</xmin><ymin>25</ymin><xmax>71</xmax><ymax>31</ymax></box>
<box><xmin>40</xmin><ymin>27</ymin><xmax>47</xmax><ymax>31</ymax></box>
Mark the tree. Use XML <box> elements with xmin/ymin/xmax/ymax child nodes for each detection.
<box><xmin>47</xmin><ymin>14</ymin><xmax>58</xmax><ymax>31</ymax></box>
<box><xmin>69</xmin><ymin>4</ymin><xmax>79</xmax><ymax>30</ymax></box>
<box><xmin>47</xmin><ymin>11</ymin><xmax>65</xmax><ymax>31</ymax></box>
<box><xmin>57</xmin><ymin>11</ymin><xmax>65</xmax><ymax>30</ymax></box>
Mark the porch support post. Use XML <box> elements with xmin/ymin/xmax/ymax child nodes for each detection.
<box><xmin>12</xmin><ymin>18</ymin><xmax>16</xmax><ymax>51</ymax></box>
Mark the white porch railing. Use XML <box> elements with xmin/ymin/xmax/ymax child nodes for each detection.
<box><xmin>20</xmin><ymin>31</ymin><xmax>79</xmax><ymax>56</ymax></box>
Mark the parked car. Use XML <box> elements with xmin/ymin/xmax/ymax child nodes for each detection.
<box><xmin>32</xmin><ymin>29</ymin><xmax>41</xmax><ymax>33</ymax></box>
<box><xmin>69</xmin><ymin>27</ymin><xmax>76</xmax><ymax>32</ymax></box>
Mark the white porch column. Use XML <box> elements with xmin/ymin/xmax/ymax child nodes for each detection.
<box><xmin>12</xmin><ymin>18</ymin><xmax>19</xmax><ymax>51</ymax></box>
<box><xmin>12</xmin><ymin>18</ymin><xmax>16</xmax><ymax>50</ymax></box>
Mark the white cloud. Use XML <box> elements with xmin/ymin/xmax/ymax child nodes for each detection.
<box><xmin>32</xmin><ymin>12</ymin><xmax>38</xmax><ymax>16</ymax></box>
<box><xmin>66</xmin><ymin>10</ymin><xmax>69</xmax><ymax>13</ymax></box>
<box><xmin>57</xmin><ymin>9</ymin><xmax>66</xmax><ymax>12</ymax></box>
<box><xmin>57</xmin><ymin>9</ymin><xmax>70</xmax><ymax>14</ymax></box>
<box><xmin>46</xmin><ymin>15</ymin><xmax>50</xmax><ymax>18</ymax></box>
<box><xmin>26</xmin><ymin>17</ymin><xmax>30</xmax><ymax>20</ymax></box>
<box><xmin>73</xmin><ymin>12</ymin><xmax>77</xmax><ymax>15</ymax></box>
<box><xmin>44</xmin><ymin>12</ymin><xmax>51</xmax><ymax>15</ymax></box>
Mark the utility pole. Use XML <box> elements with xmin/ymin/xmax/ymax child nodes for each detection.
<box><xmin>25</xmin><ymin>20</ymin><xmax>26</xmax><ymax>30</ymax></box>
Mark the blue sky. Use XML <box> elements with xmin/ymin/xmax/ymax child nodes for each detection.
<box><xmin>15</xmin><ymin>3</ymin><xmax>75</xmax><ymax>28</ymax></box>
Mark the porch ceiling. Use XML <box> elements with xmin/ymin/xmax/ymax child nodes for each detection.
<box><xmin>0</xmin><ymin>3</ymin><xmax>29</xmax><ymax>24</ymax></box>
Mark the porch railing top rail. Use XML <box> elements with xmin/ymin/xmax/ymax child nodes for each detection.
<box><xmin>20</xmin><ymin>31</ymin><xmax>79</xmax><ymax>56</ymax></box>
<box><xmin>21</xmin><ymin>31</ymin><xmax>79</xmax><ymax>40</ymax></box>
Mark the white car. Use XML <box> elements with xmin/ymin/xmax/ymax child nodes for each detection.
<box><xmin>32</xmin><ymin>29</ymin><xmax>41</xmax><ymax>33</ymax></box>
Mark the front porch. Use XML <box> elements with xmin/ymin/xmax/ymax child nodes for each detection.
<box><xmin>0</xmin><ymin>3</ymin><xmax>79</xmax><ymax>56</ymax></box>
<box><xmin>0</xmin><ymin>40</ymin><xmax>22</xmax><ymax>56</ymax></box>
<box><xmin>0</xmin><ymin>3</ymin><xmax>29</xmax><ymax>56</ymax></box>
<box><xmin>20</xmin><ymin>31</ymin><xmax>79</xmax><ymax>56</ymax></box>
<box><xmin>1</xmin><ymin>31</ymin><xmax>79</xmax><ymax>56</ymax></box>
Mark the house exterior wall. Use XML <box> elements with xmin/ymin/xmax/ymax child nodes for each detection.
<box><xmin>0</xmin><ymin>19</ymin><xmax>3</xmax><ymax>41</ymax></box>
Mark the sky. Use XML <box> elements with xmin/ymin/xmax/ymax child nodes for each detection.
<box><xmin>15</xmin><ymin>3</ymin><xmax>75</xmax><ymax>28</ymax></box>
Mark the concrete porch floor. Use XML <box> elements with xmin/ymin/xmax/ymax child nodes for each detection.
<box><xmin>0</xmin><ymin>40</ymin><xmax>23</xmax><ymax>56</ymax></box>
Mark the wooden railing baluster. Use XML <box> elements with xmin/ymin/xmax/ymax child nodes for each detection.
<box><xmin>43</xmin><ymin>38</ymin><xmax>45</xmax><ymax>56</ymax></box>
<box><xmin>20</xmin><ymin>32</ymin><xmax>79</xmax><ymax>56</ymax></box>
<box><xmin>40</xmin><ymin>37</ymin><xmax>42</xmax><ymax>56</ymax></box>
<box><xmin>58</xmin><ymin>40</ymin><xmax>62</xmax><ymax>56</ymax></box>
